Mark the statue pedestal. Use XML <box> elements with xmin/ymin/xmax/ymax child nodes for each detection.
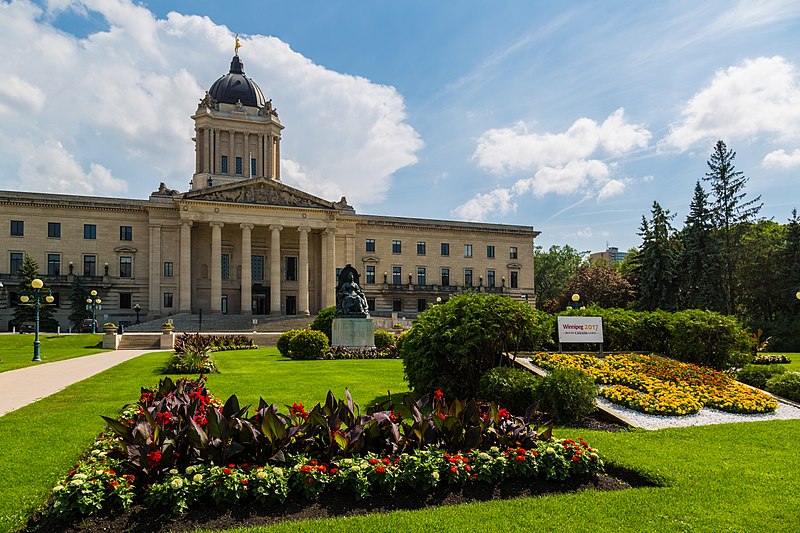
<box><xmin>332</xmin><ymin>318</ymin><xmax>375</xmax><ymax>348</ymax></box>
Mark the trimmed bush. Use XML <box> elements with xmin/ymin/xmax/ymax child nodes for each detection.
<box><xmin>402</xmin><ymin>292</ymin><xmax>536</xmax><ymax>398</ymax></box>
<box><xmin>535</xmin><ymin>368</ymin><xmax>597</xmax><ymax>422</ymax></box>
<box><xmin>373</xmin><ymin>329</ymin><xmax>395</xmax><ymax>351</ymax></box>
<box><xmin>737</xmin><ymin>364</ymin><xmax>787</xmax><ymax>390</ymax></box>
<box><xmin>310</xmin><ymin>306</ymin><xmax>335</xmax><ymax>342</ymax></box>
<box><xmin>666</xmin><ymin>310</ymin><xmax>753</xmax><ymax>369</ymax></box>
<box><xmin>288</xmin><ymin>329</ymin><xmax>329</xmax><ymax>360</ymax></box>
<box><xmin>277</xmin><ymin>329</ymin><xmax>303</xmax><ymax>357</ymax></box>
<box><xmin>478</xmin><ymin>366</ymin><xmax>540</xmax><ymax>415</ymax></box>
<box><xmin>765</xmin><ymin>373</ymin><xmax>800</xmax><ymax>402</ymax></box>
<box><xmin>394</xmin><ymin>329</ymin><xmax>410</xmax><ymax>352</ymax></box>
<box><xmin>530</xmin><ymin>309</ymin><xmax>556</xmax><ymax>351</ymax></box>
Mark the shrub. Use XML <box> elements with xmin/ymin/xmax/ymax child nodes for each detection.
<box><xmin>402</xmin><ymin>292</ymin><xmax>536</xmax><ymax>398</ymax></box>
<box><xmin>736</xmin><ymin>364</ymin><xmax>786</xmax><ymax>390</ymax></box>
<box><xmin>394</xmin><ymin>329</ymin><xmax>410</xmax><ymax>352</ymax></box>
<box><xmin>530</xmin><ymin>309</ymin><xmax>556</xmax><ymax>351</ymax></box>
<box><xmin>288</xmin><ymin>329</ymin><xmax>329</xmax><ymax>360</ymax></box>
<box><xmin>277</xmin><ymin>329</ymin><xmax>303</xmax><ymax>357</ymax></box>
<box><xmin>322</xmin><ymin>346</ymin><xmax>399</xmax><ymax>359</ymax></box>
<box><xmin>310</xmin><ymin>306</ymin><xmax>335</xmax><ymax>342</ymax></box>
<box><xmin>765</xmin><ymin>372</ymin><xmax>800</xmax><ymax>402</ymax></box>
<box><xmin>373</xmin><ymin>329</ymin><xmax>395</xmax><ymax>350</ymax></box>
<box><xmin>478</xmin><ymin>366</ymin><xmax>540</xmax><ymax>415</ymax></box>
<box><xmin>534</xmin><ymin>368</ymin><xmax>597</xmax><ymax>422</ymax></box>
<box><xmin>665</xmin><ymin>309</ymin><xmax>752</xmax><ymax>369</ymax></box>
<box><xmin>752</xmin><ymin>354</ymin><xmax>792</xmax><ymax>365</ymax></box>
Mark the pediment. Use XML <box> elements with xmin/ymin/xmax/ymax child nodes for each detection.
<box><xmin>179</xmin><ymin>178</ymin><xmax>337</xmax><ymax>210</ymax></box>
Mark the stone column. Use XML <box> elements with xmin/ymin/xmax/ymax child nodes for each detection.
<box><xmin>346</xmin><ymin>234</ymin><xmax>355</xmax><ymax>266</ymax></box>
<box><xmin>149</xmin><ymin>224</ymin><xmax>162</xmax><ymax>315</ymax></box>
<box><xmin>269</xmin><ymin>224</ymin><xmax>283</xmax><ymax>315</ymax></box>
<box><xmin>298</xmin><ymin>226</ymin><xmax>310</xmax><ymax>315</ymax></box>
<box><xmin>179</xmin><ymin>220</ymin><xmax>192</xmax><ymax>312</ymax></box>
<box><xmin>244</xmin><ymin>132</ymin><xmax>250</xmax><ymax>177</ymax></box>
<box><xmin>323</xmin><ymin>228</ymin><xmax>336</xmax><ymax>308</ymax></box>
<box><xmin>210</xmin><ymin>221</ymin><xmax>224</xmax><ymax>313</ymax></box>
<box><xmin>205</xmin><ymin>127</ymin><xmax>212</xmax><ymax>173</ymax></box>
<box><xmin>275</xmin><ymin>136</ymin><xmax>281</xmax><ymax>179</ymax></box>
<box><xmin>213</xmin><ymin>128</ymin><xmax>220</xmax><ymax>174</ymax></box>
<box><xmin>228</xmin><ymin>130</ymin><xmax>235</xmax><ymax>174</ymax></box>
<box><xmin>194</xmin><ymin>127</ymin><xmax>201</xmax><ymax>172</ymax></box>
<box><xmin>240</xmin><ymin>223</ymin><xmax>253</xmax><ymax>314</ymax></box>
<box><xmin>257</xmin><ymin>133</ymin><xmax>264</xmax><ymax>178</ymax></box>
<box><xmin>266</xmin><ymin>135</ymin><xmax>274</xmax><ymax>179</ymax></box>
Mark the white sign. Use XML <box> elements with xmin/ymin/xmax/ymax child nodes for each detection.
<box><xmin>557</xmin><ymin>316</ymin><xmax>604</xmax><ymax>343</ymax></box>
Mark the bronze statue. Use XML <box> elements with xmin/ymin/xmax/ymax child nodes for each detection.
<box><xmin>335</xmin><ymin>265</ymin><xmax>370</xmax><ymax>318</ymax></box>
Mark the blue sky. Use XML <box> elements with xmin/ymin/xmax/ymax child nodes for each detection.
<box><xmin>2</xmin><ymin>0</ymin><xmax>799</xmax><ymax>254</ymax></box>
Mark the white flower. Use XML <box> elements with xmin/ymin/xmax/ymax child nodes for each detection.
<box><xmin>192</xmin><ymin>473</ymin><xmax>203</xmax><ymax>483</ymax></box>
<box><xmin>170</xmin><ymin>478</ymin><xmax>184</xmax><ymax>489</ymax></box>
<box><xmin>256</xmin><ymin>470</ymin><xmax>268</xmax><ymax>480</ymax></box>
<box><xmin>350</xmin><ymin>465</ymin><xmax>361</xmax><ymax>472</ymax></box>
<box><xmin>91</xmin><ymin>449</ymin><xmax>101</xmax><ymax>456</ymax></box>
<box><xmin>169</xmin><ymin>469</ymin><xmax>179</xmax><ymax>475</ymax></box>
<box><xmin>546</xmin><ymin>447</ymin><xmax>555</xmax><ymax>455</ymax></box>
<box><xmin>272</xmin><ymin>467</ymin><xmax>284</xmax><ymax>476</ymax></box>
<box><xmin>69</xmin><ymin>479</ymin><xmax>83</xmax><ymax>487</ymax></box>
<box><xmin>52</xmin><ymin>485</ymin><xmax>64</xmax><ymax>492</ymax></box>
<box><xmin>341</xmin><ymin>458</ymin><xmax>353</xmax><ymax>466</ymax></box>
<box><xmin>489</xmin><ymin>446</ymin><xmax>500</xmax><ymax>453</ymax></box>
<box><xmin>432</xmin><ymin>472</ymin><xmax>440</xmax><ymax>481</ymax></box>
<box><xmin>72</xmin><ymin>473</ymin><xmax>87</xmax><ymax>480</ymax></box>
<box><xmin>478</xmin><ymin>452</ymin><xmax>490</xmax><ymax>460</ymax></box>
<box><xmin>185</xmin><ymin>466</ymin><xmax>196</xmax><ymax>475</ymax></box>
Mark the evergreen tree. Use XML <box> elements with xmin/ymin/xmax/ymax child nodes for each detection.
<box><xmin>702</xmin><ymin>140</ymin><xmax>763</xmax><ymax>314</ymax></box>
<box><xmin>783</xmin><ymin>208</ymin><xmax>800</xmax><ymax>300</ymax></box>
<box><xmin>679</xmin><ymin>182</ymin><xmax>727</xmax><ymax>311</ymax></box>
<box><xmin>11</xmin><ymin>256</ymin><xmax>58</xmax><ymax>330</ymax></box>
<box><xmin>637</xmin><ymin>202</ymin><xmax>681</xmax><ymax>311</ymax></box>
<box><xmin>68</xmin><ymin>276</ymin><xmax>91</xmax><ymax>328</ymax></box>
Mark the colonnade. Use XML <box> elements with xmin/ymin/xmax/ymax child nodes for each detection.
<box><xmin>196</xmin><ymin>127</ymin><xmax>280</xmax><ymax>180</ymax></box>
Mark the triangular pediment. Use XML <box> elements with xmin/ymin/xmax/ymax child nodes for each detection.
<box><xmin>179</xmin><ymin>178</ymin><xmax>338</xmax><ymax>210</ymax></box>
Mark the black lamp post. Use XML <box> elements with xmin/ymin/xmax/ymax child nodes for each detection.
<box><xmin>570</xmin><ymin>293</ymin><xmax>582</xmax><ymax>309</ymax></box>
<box><xmin>19</xmin><ymin>278</ymin><xmax>54</xmax><ymax>362</ymax></box>
<box><xmin>85</xmin><ymin>290</ymin><xmax>101</xmax><ymax>333</ymax></box>
<box><xmin>134</xmin><ymin>303</ymin><xmax>141</xmax><ymax>324</ymax></box>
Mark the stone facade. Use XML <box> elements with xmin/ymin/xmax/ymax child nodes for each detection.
<box><xmin>0</xmin><ymin>53</ymin><xmax>539</xmax><ymax>330</ymax></box>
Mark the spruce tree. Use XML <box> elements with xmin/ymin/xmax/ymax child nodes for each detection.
<box><xmin>11</xmin><ymin>256</ymin><xmax>58</xmax><ymax>330</ymax></box>
<box><xmin>68</xmin><ymin>276</ymin><xmax>91</xmax><ymax>329</ymax></box>
<box><xmin>702</xmin><ymin>140</ymin><xmax>763</xmax><ymax>314</ymax></box>
<box><xmin>637</xmin><ymin>202</ymin><xmax>681</xmax><ymax>311</ymax></box>
<box><xmin>680</xmin><ymin>182</ymin><xmax>727</xmax><ymax>311</ymax></box>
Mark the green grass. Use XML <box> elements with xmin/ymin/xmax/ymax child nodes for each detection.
<box><xmin>2</xmin><ymin>347</ymin><xmax>800</xmax><ymax>532</ymax></box>
<box><xmin>778</xmin><ymin>352</ymin><xmax>800</xmax><ymax>372</ymax></box>
<box><xmin>0</xmin><ymin>333</ymin><xmax>106</xmax><ymax>372</ymax></box>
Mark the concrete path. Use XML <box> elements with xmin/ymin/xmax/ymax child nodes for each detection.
<box><xmin>0</xmin><ymin>349</ymin><xmax>169</xmax><ymax>417</ymax></box>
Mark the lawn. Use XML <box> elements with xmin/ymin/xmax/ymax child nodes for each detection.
<box><xmin>778</xmin><ymin>352</ymin><xmax>800</xmax><ymax>372</ymax></box>
<box><xmin>0</xmin><ymin>333</ymin><xmax>106</xmax><ymax>372</ymax></box>
<box><xmin>1</xmin><ymin>346</ymin><xmax>799</xmax><ymax>532</ymax></box>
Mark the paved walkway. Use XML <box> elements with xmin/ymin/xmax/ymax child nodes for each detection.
<box><xmin>0</xmin><ymin>350</ymin><xmax>169</xmax><ymax>417</ymax></box>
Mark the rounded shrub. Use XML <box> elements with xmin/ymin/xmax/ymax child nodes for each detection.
<box><xmin>478</xmin><ymin>366</ymin><xmax>540</xmax><ymax>415</ymax></box>
<box><xmin>535</xmin><ymin>368</ymin><xmax>597</xmax><ymax>422</ymax></box>
<box><xmin>373</xmin><ymin>329</ymin><xmax>395</xmax><ymax>350</ymax></box>
<box><xmin>530</xmin><ymin>309</ymin><xmax>556</xmax><ymax>351</ymax></box>
<box><xmin>288</xmin><ymin>329</ymin><xmax>329</xmax><ymax>360</ymax></box>
<box><xmin>310</xmin><ymin>306</ymin><xmax>336</xmax><ymax>342</ymax></box>
<box><xmin>401</xmin><ymin>292</ymin><xmax>536</xmax><ymax>398</ymax></box>
<box><xmin>666</xmin><ymin>309</ymin><xmax>752</xmax><ymax>369</ymax></box>
<box><xmin>277</xmin><ymin>329</ymin><xmax>303</xmax><ymax>357</ymax></box>
<box><xmin>765</xmin><ymin>372</ymin><xmax>800</xmax><ymax>402</ymax></box>
<box><xmin>737</xmin><ymin>364</ymin><xmax>787</xmax><ymax>390</ymax></box>
<box><xmin>394</xmin><ymin>329</ymin><xmax>410</xmax><ymax>352</ymax></box>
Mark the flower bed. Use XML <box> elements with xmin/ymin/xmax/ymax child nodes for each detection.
<box><xmin>322</xmin><ymin>345</ymin><xmax>399</xmax><ymax>360</ymax></box>
<box><xmin>752</xmin><ymin>354</ymin><xmax>792</xmax><ymax>365</ymax></box>
<box><xmin>165</xmin><ymin>334</ymin><xmax>259</xmax><ymax>374</ymax></box>
<box><xmin>528</xmin><ymin>353</ymin><xmax>778</xmax><ymax>416</ymax></box>
<box><xmin>45</xmin><ymin>377</ymin><xmax>603</xmax><ymax>520</ymax></box>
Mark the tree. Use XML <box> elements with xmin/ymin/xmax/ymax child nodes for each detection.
<box><xmin>703</xmin><ymin>140</ymin><xmax>763</xmax><ymax>314</ymax></box>
<box><xmin>637</xmin><ymin>202</ymin><xmax>681</xmax><ymax>311</ymax></box>
<box><xmin>68</xmin><ymin>276</ymin><xmax>91</xmax><ymax>329</ymax></box>
<box><xmin>679</xmin><ymin>182</ymin><xmax>727</xmax><ymax>312</ymax></box>
<box><xmin>11</xmin><ymin>256</ymin><xmax>58</xmax><ymax>330</ymax></box>
<box><xmin>557</xmin><ymin>264</ymin><xmax>635</xmax><ymax>309</ymax></box>
<box><xmin>735</xmin><ymin>220</ymin><xmax>785</xmax><ymax>323</ymax></box>
<box><xmin>534</xmin><ymin>245</ymin><xmax>587</xmax><ymax>312</ymax></box>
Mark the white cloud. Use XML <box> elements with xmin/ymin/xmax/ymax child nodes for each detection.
<box><xmin>576</xmin><ymin>227</ymin><xmax>593</xmax><ymax>239</ymax></box>
<box><xmin>450</xmin><ymin>187</ymin><xmax>516</xmax><ymax>221</ymax></box>
<box><xmin>0</xmin><ymin>0</ymin><xmax>422</xmax><ymax>205</ymax></box>
<box><xmin>664</xmin><ymin>56</ymin><xmax>800</xmax><ymax>151</ymax></box>
<box><xmin>762</xmin><ymin>148</ymin><xmax>800</xmax><ymax>169</ymax></box>
<box><xmin>598</xmin><ymin>179</ymin><xmax>627</xmax><ymax>199</ymax></box>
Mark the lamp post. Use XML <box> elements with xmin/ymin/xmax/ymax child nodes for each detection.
<box><xmin>85</xmin><ymin>290</ymin><xmax>101</xmax><ymax>333</ymax></box>
<box><xmin>19</xmin><ymin>278</ymin><xmax>54</xmax><ymax>362</ymax></box>
<box><xmin>134</xmin><ymin>303</ymin><xmax>141</xmax><ymax>324</ymax></box>
<box><xmin>570</xmin><ymin>293</ymin><xmax>581</xmax><ymax>309</ymax></box>
<box><xmin>436</xmin><ymin>296</ymin><xmax>442</xmax><ymax>305</ymax></box>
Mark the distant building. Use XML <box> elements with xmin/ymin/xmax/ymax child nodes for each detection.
<box><xmin>589</xmin><ymin>246</ymin><xmax>627</xmax><ymax>265</ymax></box>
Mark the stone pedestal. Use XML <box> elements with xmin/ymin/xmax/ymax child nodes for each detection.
<box><xmin>102</xmin><ymin>332</ymin><xmax>120</xmax><ymax>349</ymax></box>
<box><xmin>160</xmin><ymin>332</ymin><xmax>175</xmax><ymax>350</ymax></box>
<box><xmin>332</xmin><ymin>318</ymin><xmax>375</xmax><ymax>348</ymax></box>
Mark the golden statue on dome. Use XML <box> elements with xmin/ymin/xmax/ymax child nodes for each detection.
<box><xmin>234</xmin><ymin>34</ymin><xmax>242</xmax><ymax>56</ymax></box>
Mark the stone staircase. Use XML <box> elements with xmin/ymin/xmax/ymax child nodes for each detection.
<box><xmin>116</xmin><ymin>333</ymin><xmax>161</xmax><ymax>350</ymax></box>
<box><xmin>123</xmin><ymin>313</ymin><xmax>315</xmax><ymax>333</ymax></box>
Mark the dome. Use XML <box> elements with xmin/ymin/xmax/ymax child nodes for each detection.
<box><xmin>208</xmin><ymin>55</ymin><xmax>267</xmax><ymax>108</ymax></box>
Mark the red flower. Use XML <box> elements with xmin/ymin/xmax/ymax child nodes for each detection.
<box><xmin>515</xmin><ymin>455</ymin><xmax>525</xmax><ymax>462</ymax></box>
<box><xmin>433</xmin><ymin>389</ymin><xmax>445</xmax><ymax>402</ymax></box>
<box><xmin>448</xmin><ymin>457</ymin><xmax>458</xmax><ymax>464</ymax></box>
<box><xmin>438</xmin><ymin>413</ymin><xmax>446</xmax><ymax>420</ymax></box>
<box><xmin>223</xmin><ymin>468</ymin><xmax>232</xmax><ymax>475</ymax></box>
<box><xmin>498</xmin><ymin>408</ymin><xmax>511</xmax><ymax>420</ymax></box>
<box><xmin>532</xmin><ymin>451</ymin><xmax>539</xmax><ymax>457</ymax></box>
<box><xmin>124</xmin><ymin>474</ymin><xmax>135</xmax><ymax>484</ymax></box>
<box><xmin>146</xmin><ymin>450</ymin><xmax>162</xmax><ymax>468</ymax></box>
<box><xmin>376</xmin><ymin>465</ymin><xmax>386</xmax><ymax>474</ymax></box>
<box><xmin>140</xmin><ymin>391</ymin><xmax>155</xmax><ymax>403</ymax></box>
<box><xmin>317</xmin><ymin>465</ymin><xmax>327</xmax><ymax>473</ymax></box>
<box><xmin>300</xmin><ymin>465</ymin><xmax>312</xmax><ymax>473</ymax></box>
<box><xmin>517</xmin><ymin>448</ymin><xmax>526</xmax><ymax>455</ymax></box>
<box><xmin>240</xmin><ymin>479</ymin><xmax>249</xmax><ymax>485</ymax></box>
<box><xmin>192</xmin><ymin>414</ymin><xmax>208</xmax><ymax>426</ymax></box>
<box><xmin>309</xmin><ymin>460</ymin><xmax>318</xmax><ymax>466</ymax></box>
<box><xmin>449</xmin><ymin>466</ymin><xmax>458</xmax><ymax>474</ymax></box>
<box><xmin>382</xmin><ymin>457</ymin><xmax>391</xmax><ymax>465</ymax></box>
<box><xmin>461</xmin><ymin>457</ymin><xmax>469</xmax><ymax>464</ymax></box>
<box><xmin>290</xmin><ymin>402</ymin><xmax>308</xmax><ymax>418</ymax></box>
<box><xmin>306</xmin><ymin>477</ymin><xmax>314</xmax><ymax>484</ymax></box>
<box><xmin>156</xmin><ymin>412</ymin><xmax>173</xmax><ymax>425</ymax></box>
<box><xmin>464</xmin><ymin>465</ymin><xmax>472</xmax><ymax>472</ymax></box>
<box><xmin>330</xmin><ymin>467</ymin><xmax>339</xmax><ymax>475</ymax></box>
<box><xmin>108</xmin><ymin>480</ymin><xmax>119</xmax><ymax>489</ymax></box>
<box><xmin>369</xmin><ymin>458</ymin><xmax>379</xmax><ymax>465</ymax></box>
<box><xmin>389</xmin><ymin>411</ymin><xmax>401</xmax><ymax>423</ymax></box>
<box><xmin>572</xmin><ymin>456</ymin><xmax>581</xmax><ymax>462</ymax></box>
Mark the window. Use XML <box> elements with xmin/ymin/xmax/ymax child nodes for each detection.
<box><xmin>84</xmin><ymin>224</ymin><xmax>96</xmax><ymax>240</ymax></box>
<box><xmin>250</xmin><ymin>158</ymin><xmax>257</xmax><ymax>176</ymax></box>
<box><xmin>83</xmin><ymin>255</ymin><xmax>96</xmax><ymax>277</ymax></box>
<box><xmin>464</xmin><ymin>268</ymin><xmax>473</xmax><ymax>287</ymax></box>
<box><xmin>221</xmin><ymin>254</ymin><xmax>230</xmax><ymax>280</ymax></box>
<box><xmin>48</xmin><ymin>222</ymin><xmax>61</xmax><ymax>238</ymax></box>
<box><xmin>487</xmin><ymin>245</ymin><xmax>495</xmax><ymax>258</ymax></box>
<box><xmin>120</xmin><ymin>226</ymin><xmax>132</xmax><ymax>241</ymax></box>
<box><xmin>417</xmin><ymin>267</ymin><xmax>427</xmax><ymax>286</ymax></box>
<box><xmin>221</xmin><ymin>155</ymin><xmax>229</xmax><ymax>173</ymax></box>
<box><xmin>50</xmin><ymin>292</ymin><xmax>61</xmax><ymax>307</ymax></box>
<box><xmin>509</xmin><ymin>246</ymin><xmax>518</xmax><ymax>259</ymax></box>
<box><xmin>252</xmin><ymin>255</ymin><xmax>264</xmax><ymax>281</ymax></box>
<box><xmin>392</xmin><ymin>240</ymin><xmax>402</xmax><ymax>254</ymax></box>
<box><xmin>464</xmin><ymin>244</ymin><xmax>473</xmax><ymax>257</ymax></box>
<box><xmin>119</xmin><ymin>256</ymin><xmax>132</xmax><ymax>278</ymax></box>
<box><xmin>511</xmin><ymin>271</ymin><xmax>519</xmax><ymax>289</ymax></box>
<box><xmin>440</xmin><ymin>242</ymin><xmax>450</xmax><ymax>256</ymax></box>
<box><xmin>366</xmin><ymin>265</ymin><xmax>375</xmax><ymax>284</ymax></box>
<box><xmin>441</xmin><ymin>267</ymin><xmax>450</xmax><ymax>287</ymax></box>
<box><xmin>163</xmin><ymin>261</ymin><xmax>173</xmax><ymax>277</ymax></box>
<box><xmin>392</xmin><ymin>266</ymin><xmax>402</xmax><ymax>285</ymax></box>
<box><xmin>417</xmin><ymin>298</ymin><xmax>427</xmax><ymax>312</ymax></box>
<box><xmin>120</xmin><ymin>293</ymin><xmax>132</xmax><ymax>309</ymax></box>
<box><xmin>10</xmin><ymin>252</ymin><xmax>23</xmax><ymax>274</ymax></box>
<box><xmin>235</xmin><ymin>156</ymin><xmax>243</xmax><ymax>175</ymax></box>
<box><xmin>417</xmin><ymin>242</ymin><xmax>426</xmax><ymax>255</ymax></box>
<box><xmin>392</xmin><ymin>298</ymin><xmax>402</xmax><ymax>312</ymax></box>
<box><xmin>47</xmin><ymin>254</ymin><xmax>61</xmax><ymax>276</ymax></box>
<box><xmin>11</xmin><ymin>220</ymin><xmax>24</xmax><ymax>237</ymax></box>
<box><xmin>164</xmin><ymin>292</ymin><xmax>173</xmax><ymax>308</ymax></box>
<box><xmin>365</xmin><ymin>239</ymin><xmax>375</xmax><ymax>252</ymax></box>
<box><xmin>487</xmin><ymin>270</ymin><xmax>496</xmax><ymax>287</ymax></box>
<box><xmin>285</xmin><ymin>256</ymin><xmax>298</xmax><ymax>281</ymax></box>
<box><xmin>367</xmin><ymin>298</ymin><xmax>376</xmax><ymax>312</ymax></box>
